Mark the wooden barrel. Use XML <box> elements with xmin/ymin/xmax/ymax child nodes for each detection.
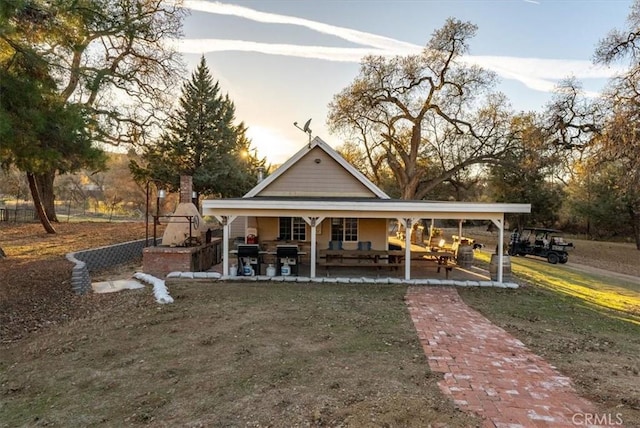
<box><xmin>489</xmin><ymin>254</ymin><xmax>512</xmax><ymax>281</ymax></box>
<box><xmin>457</xmin><ymin>245</ymin><xmax>474</xmax><ymax>268</ymax></box>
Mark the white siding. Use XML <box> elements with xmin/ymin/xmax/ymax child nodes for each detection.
<box><xmin>229</xmin><ymin>216</ymin><xmax>245</xmax><ymax>240</ymax></box>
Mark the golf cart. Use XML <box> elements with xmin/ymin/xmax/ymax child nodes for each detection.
<box><xmin>508</xmin><ymin>227</ymin><xmax>574</xmax><ymax>264</ymax></box>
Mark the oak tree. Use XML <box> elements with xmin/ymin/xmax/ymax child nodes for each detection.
<box><xmin>546</xmin><ymin>1</ymin><xmax>640</xmax><ymax>248</ymax></box>
<box><xmin>594</xmin><ymin>1</ymin><xmax>640</xmax><ymax>248</ymax></box>
<box><xmin>1</xmin><ymin>0</ymin><xmax>185</xmax><ymax>232</ymax></box>
<box><xmin>328</xmin><ymin>18</ymin><xmax>515</xmax><ymax>200</ymax></box>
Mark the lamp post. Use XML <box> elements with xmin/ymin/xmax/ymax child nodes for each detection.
<box><xmin>145</xmin><ymin>181</ymin><xmax>150</xmax><ymax>247</ymax></box>
<box><xmin>152</xmin><ymin>188</ymin><xmax>166</xmax><ymax>247</ymax></box>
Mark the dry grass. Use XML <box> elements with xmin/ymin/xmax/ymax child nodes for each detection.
<box><xmin>1</xmin><ymin>222</ymin><xmax>639</xmax><ymax>426</ymax></box>
<box><xmin>0</xmin><ymin>222</ymin><xmax>161</xmax><ymax>342</ymax></box>
<box><xmin>0</xmin><ymin>283</ymin><xmax>478</xmax><ymax>427</ymax></box>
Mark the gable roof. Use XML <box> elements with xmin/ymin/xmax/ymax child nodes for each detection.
<box><xmin>243</xmin><ymin>136</ymin><xmax>390</xmax><ymax>199</ymax></box>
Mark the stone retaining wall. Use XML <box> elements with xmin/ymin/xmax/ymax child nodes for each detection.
<box><xmin>66</xmin><ymin>239</ymin><xmax>157</xmax><ymax>295</ymax></box>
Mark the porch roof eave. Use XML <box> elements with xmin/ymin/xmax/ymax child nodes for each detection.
<box><xmin>201</xmin><ymin>198</ymin><xmax>531</xmax><ymax>221</ymax></box>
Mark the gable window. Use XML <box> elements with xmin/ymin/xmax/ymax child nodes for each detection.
<box><xmin>279</xmin><ymin>217</ymin><xmax>306</xmax><ymax>241</ymax></box>
<box><xmin>331</xmin><ymin>218</ymin><xmax>358</xmax><ymax>242</ymax></box>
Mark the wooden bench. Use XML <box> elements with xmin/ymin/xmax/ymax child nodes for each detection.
<box><xmin>317</xmin><ymin>249</ymin><xmax>456</xmax><ymax>277</ymax></box>
<box><xmin>318</xmin><ymin>249</ymin><xmax>400</xmax><ymax>272</ymax></box>
<box><xmin>319</xmin><ymin>250</ymin><xmax>385</xmax><ymax>263</ymax></box>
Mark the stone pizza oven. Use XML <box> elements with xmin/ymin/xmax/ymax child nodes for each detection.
<box><xmin>161</xmin><ymin>175</ymin><xmax>207</xmax><ymax>247</ymax></box>
<box><xmin>142</xmin><ymin>176</ymin><xmax>222</xmax><ymax>277</ymax></box>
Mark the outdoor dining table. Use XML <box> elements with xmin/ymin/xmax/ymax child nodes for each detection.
<box><xmin>321</xmin><ymin>249</ymin><xmax>389</xmax><ymax>264</ymax></box>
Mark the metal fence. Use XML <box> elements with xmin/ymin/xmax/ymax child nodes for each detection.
<box><xmin>0</xmin><ymin>208</ymin><xmax>37</xmax><ymax>222</ymax></box>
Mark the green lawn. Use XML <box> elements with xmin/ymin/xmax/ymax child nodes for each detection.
<box><xmin>474</xmin><ymin>251</ymin><xmax>640</xmax><ymax>324</ymax></box>
<box><xmin>461</xmin><ymin>252</ymin><xmax>640</xmax><ymax>425</ymax></box>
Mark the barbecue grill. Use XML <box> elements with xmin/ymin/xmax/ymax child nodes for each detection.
<box><xmin>237</xmin><ymin>244</ymin><xmax>261</xmax><ymax>276</ymax></box>
<box><xmin>276</xmin><ymin>245</ymin><xmax>299</xmax><ymax>275</ymax></box>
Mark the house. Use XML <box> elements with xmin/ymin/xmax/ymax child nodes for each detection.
<box><xmin>202</xmin><ymin>137</ymin><xmax>530</xmax><ymax>281</ymax></box>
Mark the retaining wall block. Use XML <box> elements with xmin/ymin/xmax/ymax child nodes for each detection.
<box><xmin>66</xmin><ymin>238</ymin><xmax>158</xmax><ymax>295</ymax></box>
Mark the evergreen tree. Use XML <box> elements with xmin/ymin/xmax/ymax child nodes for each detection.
<box><xmin>131</xmin><ymin>57</ymin><xmax>263</xmax><ymax>197</ymax></box>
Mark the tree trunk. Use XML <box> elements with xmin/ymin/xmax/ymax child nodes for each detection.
<box><xmin>36</xmin><ymin>170</ymin><xmax>58</xmax><ymax>222</ymax></box>
<box><xmin>400</xmin><ymin>124</ymin><xmax>424</xmax><ymax>200</ymax></box>
<box><xmin>27</xmin><ymin>172</ymin><xmax>56</xmax><ymax>234</ymax></box>
<box><xmin>629</xmin><ymin>204</ymin><xmax>640</xmax><ymax>250</ymax></box>
<box><xmin>0</xmin><ymin>247</ymin><xmax>6</xmax><ymax>258</ymax></box>
<box><xmin>401</xmin><ymin>176</ymin><xmax>420</xmax><ymax>200</ymax></box>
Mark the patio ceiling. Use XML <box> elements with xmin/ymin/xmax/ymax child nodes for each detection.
<box><xmin>202</xmin><ymin>197</ymin><xmax>531</xmax><ymax>221</ymax></box>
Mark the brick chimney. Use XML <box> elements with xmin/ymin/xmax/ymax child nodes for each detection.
<box><xmin>180</xmin><ymin>175</ymin><xmax>193</xmax><ymax>204</ymax></box>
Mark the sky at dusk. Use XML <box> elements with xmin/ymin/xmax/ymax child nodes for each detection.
<box><xmin>171</xmin><ymin>0</ymin><xmax>634</xmax><ymax>164</ymax></box>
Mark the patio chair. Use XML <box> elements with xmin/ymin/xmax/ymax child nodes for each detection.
<box><xmin>357</xmin><ymin>241</ymin><xmax>372</xmax><ymax>251</ymax></box>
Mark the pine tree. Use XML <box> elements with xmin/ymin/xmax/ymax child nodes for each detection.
<box><xmin>132</xmin><ymin>57</ymin><xmax>263</xmax><ymax>197</ymax></box>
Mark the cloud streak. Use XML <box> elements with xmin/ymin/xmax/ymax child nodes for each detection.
<box><xmin>175</xmin><ymin>39</ymin><xmax>391</xmax><ymax>62</ymax></box>
<box><xmin>184</xmin><ymin>0</ymin><xmax>418</xmax><ymax>52</ymax></box>
<box><xmin>180</xmin><ymin>1</ymin><xmax>624</xmax><ymax>94</ymax></box>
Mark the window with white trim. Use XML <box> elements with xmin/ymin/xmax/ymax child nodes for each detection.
<box><xmin>279</xmin><ymin>217</ymin><xmax>306</xmax><ymax>240</ymax></box>
<box><xmin>331</xmin><ymin>218</ymin><xmax>358</xmax><ymax>242</ymax></box>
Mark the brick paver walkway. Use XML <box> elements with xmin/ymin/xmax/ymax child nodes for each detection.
<box><xmin>406</xmin><ymin>286</ymin><xmax>603</xmax><ymax>428</ymax></box>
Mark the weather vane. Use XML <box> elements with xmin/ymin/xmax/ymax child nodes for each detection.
<box><xmin>293</xmin><ymin>118</ymin><xmax>313</xmax><ymax>148</ymax></box>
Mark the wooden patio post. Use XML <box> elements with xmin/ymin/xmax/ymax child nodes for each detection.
<box><xmin>404</xmin><ymin>218</ymin><xmax>412</xmax><ymax>280</ymax></box>
<box><xmin>222</xmin><ymin>217</ymin><xmax>230</xmax><ymax>277</ymax></box>
<box><xmin>497</xmin><ymin>215</ymin><xmax>504</xmax><ymax>283</ymax></box>
<box><xmin>310</xmin><ymin>223</ymin><xmax>317</xmax><ymax>278</ymax></box>
<box><xmin>216</xmin><ymin>215</ymin><xmax>236</xmax><ymax>277</ymax></box>
<box><xmin>304</xmin><ymin>216</ymin><xmax>324</xmax><ymax>278</ymax></box>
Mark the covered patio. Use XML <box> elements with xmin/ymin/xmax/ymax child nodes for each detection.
<box><xmin>202</xmin><ymin>198</ymin><xmax>530</xmax><ymax>283</ymax></box>
<box><xmin>207</xmin><ymin>255</ymin><xmax>489</xmax><ymax>283</ymax></box>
